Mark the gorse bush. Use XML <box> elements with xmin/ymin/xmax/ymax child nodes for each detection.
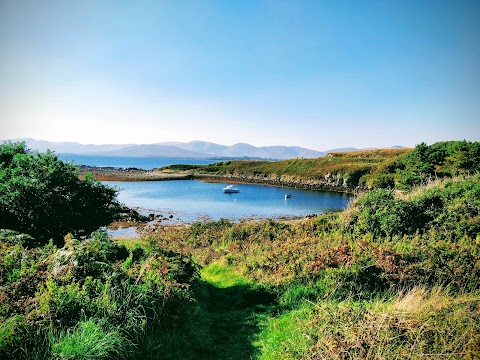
<box><xmin>344</xmin><ymin>189</ymin><xmax>417</xmax><ymax>238</ymax></box>
<box><xmin>344</xmin><ymin>174</ymin><xmax>480</xmax><ymax>239</ymax></box>
<box><xmin>0</xmin><ymin>142</ymin><xmax>122</xmax><ymax>244</ymax></box>
<box><xmin>0</xmin><ymin>231</ymin><xmax>198</xmax><ymax>359</ymax></box>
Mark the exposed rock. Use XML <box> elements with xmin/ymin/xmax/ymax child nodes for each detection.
<box><xmin>116</xmin><ymin>205</ymin><xmax>153</xmax><ymax>222</ymax></box>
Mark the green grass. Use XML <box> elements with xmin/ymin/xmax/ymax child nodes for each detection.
<box><xmin>254</xmin><ymin>305</ymin><xmax>314</xmax><ymax>360</ymax></box>
<box><xmin>51</xmin><ymin>319</ymin><xmax>129</xmax><ymax>360</ymax></box>
<box><xmin>135</xmin><ymin>262</ymin><xmax>276</xmax><ymax>359</ymax></box>
<box><xmin>201</xmin><ymin>261</ymin><xmax>252</xmax><ymax>288</ymax></box>
<box><xmin>255</xmin><ymin>287</ymin><xmax>480</xmax><ymax>359</ymax></box>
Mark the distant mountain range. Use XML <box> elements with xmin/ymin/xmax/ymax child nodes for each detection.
<box><xmin>5</xmin><ymin>138</ymin><xmax>405</xmax><ymax>160</ymax></box>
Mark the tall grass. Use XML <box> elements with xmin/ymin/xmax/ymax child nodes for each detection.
<box><xmin>256</xmin><ymin>287</ymin><xmax>480</xmax><ymax>359</ymax></box>
<box><xmin>50</xmin><ymin>319</ymin><xmax>130</xmax><ymax>360</ymax></box>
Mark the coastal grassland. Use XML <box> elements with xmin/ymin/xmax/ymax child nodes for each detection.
<box><xmin>1</xmin><ymin>150</ymin><xmax>479</xmax><ymax>358</ymax></box>
<box><xmin>255</xmin><ymin>287</ymin><xmax>479</xmax><ymax>359</ymax></box>
<box><xmin>160</xmin><ymin>148</ymin><xmax>412</xmax><ymax>184</ymax></box>
<box><xmin>143</xmin><ymin>174</ymin><xmax>480</xmax><ymax>358</ymax></box>
<box><xmin>160</xmin><ymin>141</ymin><xmax>479</xmax><ymax>192</ymax></box>
<box><xmin>150</xmin><ymin>175</ymin><xmax>480</xmax><ymax>292</ymax></box>
<box><xmin>327</xmin><ymin>148</ymin><xmax>411</xmax><ymax>159</ymax></box>
<box><xmin>161</xmin><ymin>150</ymin><xmax>404</xmax><ymax>188</ymax></box>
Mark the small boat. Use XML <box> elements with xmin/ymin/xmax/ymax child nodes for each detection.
<box><xmin>285</xmin><ymin>194</ymin><xmax>292</xmax><ymax>199</ymax></box>
<box><xmin>223</xmin><ymin>185</ymin><xmax>240</xmax><ymax>193</ymax></box>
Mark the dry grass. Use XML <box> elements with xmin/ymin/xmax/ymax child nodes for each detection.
<box><xmin>259</xmin><ymin>287</ymin><xmax>480</xmax><ymax>359</ymax></box>
<box><xmin>327</xmin><ymin>148</ymin><xmax>413</xmax><ymax>159</ymax></box>
<box><xmin>396</xmin><ymin>174</ymin><xmax>470</xmax><ymax>201</ymax></box>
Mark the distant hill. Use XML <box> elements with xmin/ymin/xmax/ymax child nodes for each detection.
<box><xmin>157</xmin><ymin>141</ymin><xmax>326</xmax><ymax>159</ymax></box>
<box><xmin>160</xmin><ymin>140</ymin><xmax>229</xmax><ymax>155</ymax></box>
<box><xmin>86</xmin><ymin>144</ymin><xmax>215</xmax><ymax>159</ymax></box>
<box><xmin>4</xmin><ymin>138</ymin><xmax>405</xmax><ymax>160</ymax></box>
<box><xmin>8</xmin><ymin>138</ymin><xmax>135</xmax><ymax>154</ymax></box>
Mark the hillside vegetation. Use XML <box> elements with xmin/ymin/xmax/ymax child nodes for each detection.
<box><xmin>162</xmin><ymin>141</ymin><xmax>479</xmax><ymax>191</ymax></box>
<box><xmin>1</xmin><ymin>141</ymin><xmax>479</xmax><ymax>359</ymax></box>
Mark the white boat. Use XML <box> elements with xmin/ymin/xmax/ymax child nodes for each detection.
<box><xmin>223</xmin><ymin>185</ymin><xmax>240</xmax><ymax>193</ymax></box>
<box><xmin>285</xmin><ymin>194</ymin><xmax>292</xmax><ymax>199</ymax></box>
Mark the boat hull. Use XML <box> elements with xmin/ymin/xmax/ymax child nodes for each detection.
<box><xmin>223</xmin><ymin>189</ymin><xmax>240</xmax><ymax>193</ymax></box>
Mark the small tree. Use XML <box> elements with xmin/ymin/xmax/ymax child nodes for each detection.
<box><xmin>0</xmin><ymin>142</ymin><xmax>122</xmax><ymax>244</ymax></box>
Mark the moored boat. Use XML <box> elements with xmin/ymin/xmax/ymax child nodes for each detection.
<box><xmin>223</xmin><ymin>185</ymin><xmax>240</xmax><ymax>193</ymax></box>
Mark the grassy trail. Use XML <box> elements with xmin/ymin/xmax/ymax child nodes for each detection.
<box><xmin>173</xmin><ymin>263</ymin><xmax>275</xmax><ymax>360</ymax></box>
<box><xmin>134</xmin><ymin>262</ymin><xmax>276</xmax><ymax>360</ymax></box>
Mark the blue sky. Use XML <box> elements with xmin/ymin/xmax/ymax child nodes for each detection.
<box><xmin>1</xmin><ymin>0</ymin><xmax>479</xmax><ymax>151</ymax></box>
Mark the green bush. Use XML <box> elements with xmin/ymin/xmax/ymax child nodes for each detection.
<box><xmin>345</xmin><ymin>174</ymin><xmax>480</xmax><ymax>240</ymax></box>
<box><xmin>0</xmin><ymin>232</ymin><xmax>199</xmax><ymax>359</ymax></box>
<box><xmin>0</xmin><ymin>142</ymin><xmax>122</xmax><ymax>244</ymax></box>
<box><xmin>346</xmin><ymin>190</ymin><xmax>417</xmax><ymax>238</ymax></box>
<box><xmin>360</xmin><ymin>141</ymin><xmax>480</xmax><ymax>189</ymax></box>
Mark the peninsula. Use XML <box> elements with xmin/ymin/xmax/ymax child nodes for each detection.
<box><xmin>79</xmin><ymin>147</ymin><xmax>413</xmax><ymax>192</ymax></box>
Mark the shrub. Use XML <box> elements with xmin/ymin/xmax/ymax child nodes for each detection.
<box><xmin>0</xmin><ymin>142</ymin><xmax>122</xmax><ymax>244</ymax></box>
<box><xmin>345</xmin><ymin>189</ymin><xmax>417</xmax><ymax>238</ymax></box>
<box><xmin>344</xmin><ymin>174</ymin><xmax>480</xmax><ymax>240</ymax></box>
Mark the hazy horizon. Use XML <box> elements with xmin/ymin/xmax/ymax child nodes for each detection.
<box><xmin>1</xmin><ymin>1</ymin><xmax>479</xmax><ymax>151</ymax></box>
<box><xmin>3</xmin><ymin>136</ymin><xmax>410</xmax><ymax>150</ymax></box>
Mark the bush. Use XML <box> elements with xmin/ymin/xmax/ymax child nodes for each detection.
<box><xmin>344</xmin><ymin>174</ymin><xmax>480</xmax><ymax>239</ymax></box>
<box><xmin>0</xmin><ymin>142</ymin><xmax>122</xmax><ymax>244</ymax></box>
<box><xmin>345</xmin><ymin>190</ymin><xmax>417</xmax><ymax>238</ymax></box>
<box><xmin>0</xmin><ymin>232</ymin><xmax>199</xmax><ymax>359</ymax></box>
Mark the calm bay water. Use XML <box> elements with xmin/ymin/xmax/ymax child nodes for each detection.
<box><xmin>59</xmin><ymin>155</ymin><xmax>350</xmax><ymax>224</ymax></box>
<box><xmin>105</xmin><ymin>180</ymin><xmax>351</xmax><ymax>223</ymax></box>
<box><xmin>58</xmin><ymin>154</ymin><xmax>219</xmax><ymax>170</ymax></box>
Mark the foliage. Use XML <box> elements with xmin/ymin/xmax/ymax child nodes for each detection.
<box><xmin>0</xmin><ymin>142</ymin><xmax>122</xmax><ymax>244</ymax></box>
<box><xmin>344</xmin><ymin>174</ymin><xmax>480</xmax><ymax>239</ymax></box>
<box><xmin>257</xmin><ymin>288</ymin><xmax>480</xmax><ymax>359</ymax></box>
<box><xmin>139</xmin><ymin>174</ymin><xmax>479</xmax><ymax>357</ymax></box>
<box><xmin>0</xmin><ymin>231</ymin><xmax>198</xmax><ymax>359</ymax></box>
<box><xmin>363</xmin><ymin>140</ymin><xmax>480</xmax><ymax>189</ymax></box>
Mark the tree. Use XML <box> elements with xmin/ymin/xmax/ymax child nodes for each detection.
<box><xmin>0</xmin><ymin>142</ymin><xmax>122</xmax><ymax>244</ymax></box>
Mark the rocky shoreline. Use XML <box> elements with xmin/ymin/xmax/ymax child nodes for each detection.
<box><xmin>78</xmin><ymin>165</ymin><xmax>194</xmax><ymax>181</ymax></box>
<box><xmin>195</xmin><ymin>173</ymin><xmax>356</xmax><ymax>193</ymax></box>
<box><xmin>79</xmin><ymin>165</ymin><xmax>357</xmax><ymax>193</ymax></box>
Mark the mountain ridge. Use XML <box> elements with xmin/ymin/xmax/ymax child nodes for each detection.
<box><xmin>5</xmin><ymin>138</ymin><xmax>405</xmax><ymax>160</ymax></box>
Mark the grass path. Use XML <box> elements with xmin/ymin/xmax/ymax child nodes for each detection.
<box><xmin>190</xmin><ymin>263</ymin><xmax>276</xmax><ymax>360</ymax></box>
<box><xmin>140</xmin><ymin>263</ymin><xmax>275</xmax><ymax>360</ymax></box>
<box><xmin>146</xmin><ymin>263</ymin><xmax>275</xmax><ymax>359</ymax></box>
